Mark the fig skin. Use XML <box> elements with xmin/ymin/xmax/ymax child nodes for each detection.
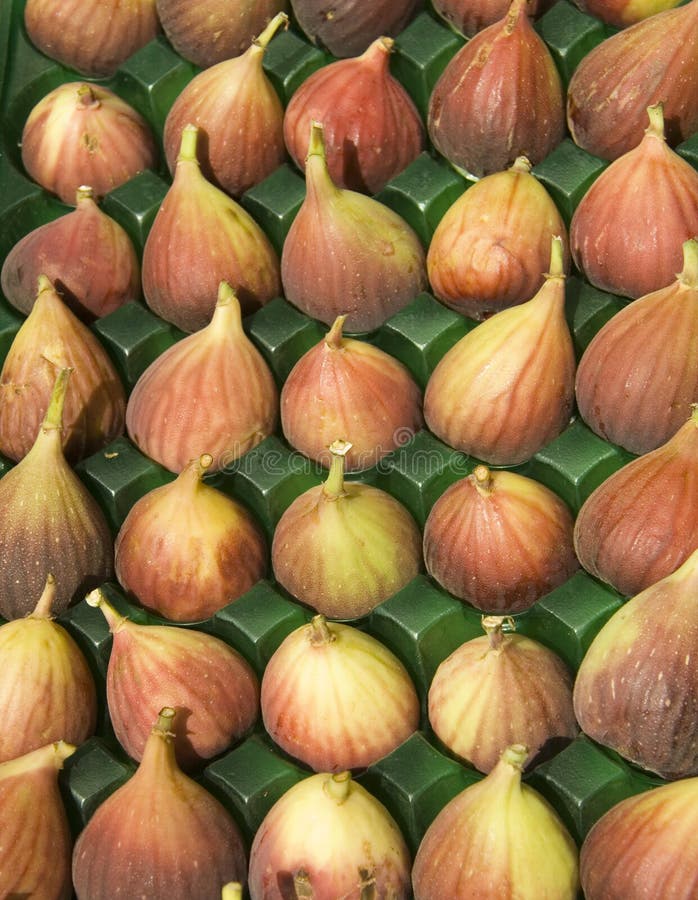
<box><xmin>427</xmin><ymin>0</ymin><xmax>565</xmax><ymax>178</ymax></box>
<box><xmin>427</xmin><ymin>156</ymin><xmax>570</xmax><ymax>320</ymax></box>
<box><xmin>0</xmin><ymin>275</ymin><xmax>126</xmax><ymax>463</ymax></box>
<box><xmin>0</xmin><ymin>740</ymin><xmax>76</xmax><ymax>900</ymax></box>
<box><xmin>72</xmin><ymin>708</ymin><xmax>248</xmax><ymax>899</ymax></box>
<box><xmin>162</xmin><ymin>13</ymin><xmax>289</xmax><ymax>198</ymax></box>
<box><xmin>1</xmin><ymin>186</ymin><xmax>140</xmax><ymax>321</ymax></box>
<box><xmin>143</xmin><ymin>124</ymin><xmax>281</xmax><ymax>331</ymax></box>
<box><xmin>567</xmin><ymin>0</ymin><xmax>698</xmax><ymax>159</ymax></box>
<box><xmin>283</xmin><ymin>36</ymin><xmax>425</xmax><ymax>194</ymax></box>
<box><xmin>280</xmin><ymin>314</ymin><xmax>423</xmax><ymax>471</ymax></box>
<box><xmin>573</xmin><ymin>547</ymin><xmax>698</xmax><ymax>780</ymax></box>
<box><xmin>24</xmin><ymin>0</ymin><xmax>159</xmax><ymax>78</ymax></box>
<box><xmin>424</xmin><ymin>466</ymin><xmax>579</xmax><ymax>614</ymax></box>
<box><xmin>261</xmin><ymin>615</ymin><xmax>419</xmax><ymax>772</ymax></box>
<box><xmin>21</xmin><ymin>83</ymin><xmax>157</xmax><ymax>206</ymax></box>
<box><xmin>156</xmin><ymin>0</ymin><xmax>289</xmax><ymax>68</ymax></box>
<box><xmin>432</xmin><ymin>0</ymin><xmax>553</xmax><ymax>37</ymax></box>
<box><xmin>114</xmin><ymin>454</ymin><xmax>267</xmax><ymax>621</ymax></box>
<box><xmin>424</xmin><ymin>236</ymin><xmax>575</xmax><ymax>466</ymax></box>
<box><xmin>580</xmin><ymin>778</ymin><xmax>698</xmax><ymax>899</ymax></box>
<box><xmin>576</xmin><ymin>238</ymin><xmax>698</xmax><ymax>455</ymax></box>
<box><xmin>572</xmin><ymin>0</ymin><xmax>682</xmax><ymax>28</ymax></box>
<box><xmin>126</xmin><ymin>281</ymin><xmax>279</xmax><ymax>474</ymax></box>
<box><xmin>570</xmin><ymin>104</ymin><xmax>698</xmax><ymax>300</ymax></box>
<box><xmin>573</xmin><ymin>406</ymin><xmax>698</xmax><ymax>598</ymax></box>
<box><xmin>0</xmin><ymin>575</ymin><xmax>97</xmax><ymax>763</ymax></box>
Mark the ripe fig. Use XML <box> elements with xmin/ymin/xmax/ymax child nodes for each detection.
<box><xmin>576</xmin><ymin>238</ymin><xmax>698</xmax><ymax>454</ymax></box>
<box><xmin>0</xmin><ymin>368</ymin><xmax>114</xmax><ymax>620</ymax></box>
<box><xmin>424</xmin><ymin>236</ymin><xmax>575</xmax><ymax>465</ymax></box>
<box><xmin>163</xmin><ymin>13</ymin><xmax>289</xmax><ymax>198</ymax></box>
<box><xmin>573</xmin><ymin>407</ymin><xmax>698</xmax><ymax>597</ymax></box>
<box><xmin>283</xmin><ymin>36</ymin><xmax>425</xmax><ymax>194</ymax></box>
<box><xmin>0</xmin><ymin>275</ymin><xmax>126</xmax><ymax>463</ymax></box>
<box><xmin>87</xmin><ymin>588</ymin><xmax>259</xmax><ymax>769</ymax></box>
<box><xmin>143</xmin><ymin>124</ymin><xmax>281</xmax><ymax>332</ymax></box>
<box><xmin>424</xmin><ymin>465</ymin><xmax>578</xmax><ymax>613</ymax></box>
<box><xmin>427</xmin><ymin>156</ymin><xmax>570</xmax><ymax>320</ymax></box>
<box><xmin>572</xmin><ymin>0</ymin><xmax>682</xmax><ymax>28</ymax></box>
<box><xmin>271</xmin><ymin>439</ymin><xmax>423</xmax><ymax>619</ymax></box>
<box><xmin>115</xmin><ymin>453</ymin><xmax>266</xmax><ymax>621</ymax></box>
<box><xmin>281</xmin><ymin>121</ymin><xmax>427</xmax><ymax>332</ymax></box>
<box><xmin>573</xmin><ymin>547</ymin><xmax>698</xmax><ymax>779</ymax></box>
<box><xmin>72</xmin><ymin>707</ymin><xmax>248</xmax><ymax>899</ymax></box>
<box><xmin>412</xmin><ymin>744</ymin><xmax>579</xmax><ymax>899</ymax></box>
<box><xmin>432</xmin><ymin>0</ymin><xmax>553</xmax><ymax>37</ymax></box>
<box><xmin>21</xmin><ymin>82</ymin><xmax>157</xmax><ymax>205</ymax></box>
<box><xmin>570</xmin><ymin>104</ymin><xmax>698</xmax><ymax>300</ymax></box>
<box><xmin>567</xmin><ymin>0</ymin><xmax>698</xmax><ymax>158</ymax></box>
<box><xmin>280</xmin><ymin>314</ymin><xmax>423</xmax><ymax>471</ymax></box>
<box><xmin>428</xmin><ymin>0</ymin><xmax>565</xmax><ymax>177</ymax></box>
<box><xmin>126</xmin><ymin>281</ymin><xmax>278</xmax><ymax>473</ymax></box>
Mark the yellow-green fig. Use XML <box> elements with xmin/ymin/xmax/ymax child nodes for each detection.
<box><xmin>572</xmin><ymin>0</ymin><xmax>682</xmax><ymax>27</ymax></box>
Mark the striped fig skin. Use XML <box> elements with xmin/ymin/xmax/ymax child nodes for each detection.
<box><xmin>24</xmin><ymin>0</ymin><xmax>159</xmax><ymax>78</ymax></box>
<box><xmin>21</xmin><ymin>83</ymin><xmax>157</xmax><ymax>206</ymax></box>
<box><xmin>261</xmin><ymin>617</ymin><xmax>419</xmax><ymax>771</ymax></box>
<box><xmin>573</xmin><ymin>408</ymin><xmax>698</xmax><ymax>598</ymax></box>
<box><xmin>432</xmin><ymin>0</ymin><xmax>553</xmax><ymax>38</ymax></box>
<box><xmin>0</xmin><ymin>741</ymin><xmax>76</xmax><ymax>900</ymax></box>
<box><xmin>581</xmin><ymin>778</ymin><xmax>698</xmax><ymax>899</ymax></box>
<box><xmin>72</xmin><ymin>709</ymin><xmax>247</xmax><ymax>899</ymax></box>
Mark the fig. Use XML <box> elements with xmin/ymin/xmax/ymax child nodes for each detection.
<box><xmin>570</xmin><ymin>104</ymin><xmax>698</xmax><ymax>299</ymax></box>
<box><xmin>281</xmin><ymin>121</ymin><xmax>427</xmax><ymax>332</ymax></box>
<box><xmin>142</xmin><ymin>124</ymin><xmax>281</xmax><ymax>332</ymax></box>
<box><xmin>283</xmin><ymin>36</ymin><xmax>425</xmax><ymax>194</ymax></box>
<box><xmin>21</xmin><ymin>82</ymin><xmax>157</xmax><ymax>205</ymax></box>
<box><xmin>162</xmin><ymin>13</ymin><xmax>289</xmax><ymax>198</ymax></box>
<box><xmin>1</xmin><ymin>185</ymin><xmax>140</xmax><ymax>320</ymax></box>
<box><xmin>424</xmin><ymin>466</ymin><xmax>579</xmax><ymax>613</ymax></box>
<box><xmin>248</xmin><ymin>770</ymin><xmax>412</xmax><ymax>898</ymax></box>
<box><xmin>24</xmin><ymin>0</ymin><xmax>159</xmax><ymax>78</ymax></box>
<box><xmin>0</xmin><ymin>740</ymin><xmax>76</xmax><ymax>900</ymax></box>
<box><xmin>0</xmin><ymin>275</ymin><xmax>126</xmax><ymax>463</ymax></box>
<box><xmin>427</xmin><ymin>0</ymin><xmax>565</xmax><ymax>178</ymax></box>
<box><xmin>424</xmin><ymin>236</ymin><xmax>575</xmax><ymax>466</ymax></box>
<box><xmin>576</xmin><ymin>238</ymin><xmax>698</xmax><ymax>455</ymax></box>
<box><xmin>580</xmin><ymin>777</ymin><xmax>698</xmax><ymax>898</ymax></box>
<box><xmin>432</xmin><ymin>0</ymin><xmax>554</xmax><ymax>37</ymax></box>
<box><xmin>0</xmin><ymin>368</ymin><xmax>114</xmax><ymax>620</ymax></box>
<box><xmin>87</xmin><ymin>588</ymin><xmax>260</xmax><ymax>769</ymax></box>
<box><xmin>126</xmin><ymin>281</ymin><xmax>278</xmax><ymax>474</ymax></box>
<box><xmin>572</xmin><ymin>0</ymin><xmax>682</xmax><ymax>28</ymax></box>
<box><xmin>115</xmin><ymin>453</ymin><xmax>267</xmax><ymax>621</ymax></box>
<box><xmin>567</xmin><ymin>0</ymin><xmax>698</xmax><ymax>158</ymax></box>
<box><xmin>280</xmin><ymin>314</ymin><xmax>423</xmax><ymax>471</ymax></box>
<box><xmin>271</xmin><ymin>439</ymin><xmax>423</xmax><ymax>619</ymax></box>
<box><xmin>261</xmin><ymin>615</ymin><xmax>419</xmax><ymax>771</ymax></box>
<box><xmin>0</xmin><ymin>575</ymin><xmax>96</xmax><ymax>763</ymax></box>
<box><xmin>156</xmin><ymin>0</ymin><xmax>289</xmax><ymax>68</ymax></box>
<box><xmin>573</xmin><ymin>546</ymin><xmax>698</xmax><ymax>779</ymax></box>
<box><xmin>412</xmin><ymin>744</ymin><xmax>579</xmax><ymax>899</ymax></box>
<box><xmin>290</xmin><ymin>0</ymin><xmax>421</xmax><ymax>58</ymax></box>
<box><xmin>573</xmin><ymin>406</ymin><xmax>698</xmax><ymax>597</ymax></box>
<box><xmin>427</xmin><ymin>156</ymin><xmax>570</xmax><ymax>320</ymax></box>
<box><xmin>72</xmin><ymin>707</ymin><xmax>248</xmax><ymax>899</ymax></box>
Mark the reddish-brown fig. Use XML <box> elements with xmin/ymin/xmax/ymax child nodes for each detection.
<box><xmin>428</xmin><ymin>0</ymin><xmax>565</xmax><ymax>177</ymax></box>
<box><xmin>126</xmin><ymin>281</ymin><xmax>278</xmax><ymax>473</ymax></box>
<box><xmin>574</xmin><ymin>407</ymin><xmax>698</xmax><ymax>597</ymax></box>
<box><xmin>427</xmin><ymin>156</ymin><xmax>570</xmax><ymax>319</ymax></box>
<box><xmin>21</xmin><ymin>83</ymin><xmax>157</xmax><ymax>205</ymax></box>
<box><xmin>163</xmin><ymin>13</ymin><xmax>289</xmax><ymax>198</ymax></box>
<box><xmin>570</xmin><ymin>104</ymin><xmax>698</xmax><ymax>299</ymax></box>
<box><xmin>283</xmin><ymin>36</ymin><xmax>425</xmax><ymax>194</ymax></box>
<box><xmin>573</xmin><ymin>0</ymin><xmax>682</xmax><ymax>28</ymax></box>
<box><xmin>576</xmin><ymin>238</ymin><xmax>698</xmax><ymax>454</ymax></box>
<box><xmin>424</xmin><ymin>466</ymin><xmax>578</xmax><ymax>613</ymax></box>
<box><xmin>24</xmin><ymin>0</ymin><xmax>159</xmax><ymax>77</ymax></box>
<box><xmin>432</xmin><ymin>0</ymin><xmax>553</xmax><ymax>37</ymax></box>
<box><xmin>567</xmin><ymin>0</ymin><xmax>698</xmax><ymax>158</ymax></box>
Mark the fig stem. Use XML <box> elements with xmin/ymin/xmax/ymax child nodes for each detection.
<box><xmin>85</xmin><ymin>588</ymin><xmax>128</xmax><ymax>633</ymax></box>
<box><xmin>253</xmin><ymin>11</ymin><xmax>289</xmax><ymax>51</ymax></box>
<box><xmin>511</xmin><ymin>156</ymin><xmax>532</xmax><ymax>174</ymax></box>
<box><xmin>472</xmin><ymin>465</ymin><xmax>493</xmax><ymax>495</ymax></box>
<box><xmin>76</xmin><ymin>185</ymin><xmax>94</xmax><ymax>204</ymax></box>
<box><xmin>42</xmin><ymin>367</ymin><xmax>72</xmax><ymax>432</ymax></box>
<box><xmin>309</xmin><ymin>614</ymin><xmax>336</xmax><ymax>646</ymax></box>
<box><xmin>645</xmin><ymin>103</ymin><xmax>665</xmax><ymax>140</ymax></box>
<box><xmin>211</xmin><ymin>281</ymin><xmax>244</xmax><ymax>334</ymax></box>
<box><xmin>505</xmin><ymin>0</ymin><xmax>528</xmax><ymax>32</ymax></box>
<box><xmin>546</xmin><ymin>236</ymin><xmax>564</xmax><ymax>279</ymax></box>
<box><xmin>324</xmin><ymin>770</ymin><xmax>352</xmax><ymax>804</ymax></box>
<box><xmin>0</xmin><ymin>741</ymin><xmax>77</xmax><ymax>779</ymax></box>
<box><xmin>293</xmin><ymin>871</ymin><xmax>314</xmax><ymax>898</ymax></box>
<box><xmin>76</xmin><ymin>84</ymin><xmax>99</xmax><ymax>109</ymax></box>
<box><xmin>323</xmin><ymin>440</ymin><xmax>352</xmax><ymax>498</ymax></box>
<box><xmin>482</xmin><ymin>615</ymin><xmax>515</xmax><ymax>650</ymax></box>
<box><xmin>177</xmin><ymin>124</ymin><xmax>200</xmax><ymax>163</ymax></box>
<box><xmin>221</xmin><ymin>885</ymin><xmax>243</xmax><ymax>900</ymax></box>
<box><xmin>305</xmin><ymin>121</ymin><xmax>338</xmax><ymax>199</ymax></box>
<box><xmin>186</xmin><ymin>453</ymin><xmax>214</xmax><ymax>485</ymax></box>
<box><xmin>678</xmin><ymin>239</ymin><xmax>698</xmax><ymax>288</ymax></box>
<box><xmin>32</xmin><ymin>574</ymin><xmax>57</xmax><ymax>618</ymax></box>
<box><xmin>362</xmin><ymin>35</ymin><xmax>394</xmax><ymax>67</ymax></box>
<box><xmin>154</xmin><ymin>707</ymin><xmax>176</xmax><ymax>737</ymax></box>
<box><xmin>325</xmin><ymin>315</ymin><xmax>347</xmax><ymax>349</ymax></box>
<box><xmin>500</xmin><ymin>744</ymin><xmax>529</xmax><ymax>771</ymax></box>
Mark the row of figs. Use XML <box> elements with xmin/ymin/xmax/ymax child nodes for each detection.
<box><xmin>3</xmin><ymin>0</ymin><xmax>698</xmax><ymax>897</ymax></box>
